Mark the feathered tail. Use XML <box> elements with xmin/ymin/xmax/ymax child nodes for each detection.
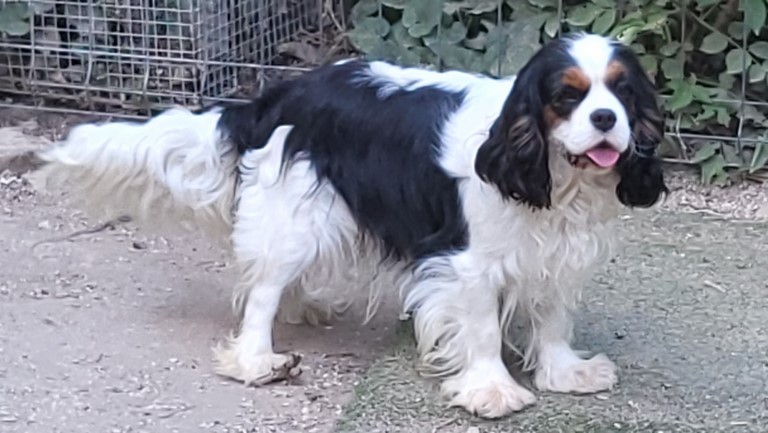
<box><xmin>38</xmin><ymin>107</ymin><xmax>238</xmax><ymax>238</ymax></box>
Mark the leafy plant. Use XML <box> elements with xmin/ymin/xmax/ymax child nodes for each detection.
<box><xmin>0</xmin><ymin>2</ymin><xmax>31</xmax><ymax>36</ymax></box>
<box><xmin>346</xmin><ymin>0</ymin><xmax>768</xmax><ymax>185</ymax></box>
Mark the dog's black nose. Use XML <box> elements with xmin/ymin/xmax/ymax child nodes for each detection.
<box><xmin>590</xmin><ymin>109</ymin><xmax>617</xmax><ymax>132</ymax></box>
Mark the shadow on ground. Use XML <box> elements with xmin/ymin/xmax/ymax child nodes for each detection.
<box><xmin>336</xmin><ymin>211</ymin><xmax>768</xmax><ymax>433</ymax></box>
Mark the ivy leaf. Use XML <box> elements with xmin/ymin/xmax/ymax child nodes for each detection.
<box><xmin>543</xmin><ymin>12</ymin><xmax>560</xmax><ymax>38</ymax></box>
<box><xmin>749</xmin><ymin>63</ymin><xmax>766</xmax><ymax>83</ymax></box>
<box><xmin>659</xmin><ymin>41</ymin><xmax>681</xmax><ymax>57</ymax></box>
<box><xmin>0</xmin><ymin>3</ymin><xmax>30</xmax><ymax>36</ymax></box>
<box><xmin>700</xmin><ymin>153</ymin><xmax>727</xmax><ymax>185</ymax></box>
<box><xmin>347</xmin><ymin>17</ymin><xmax>390</xmax><ymax>53</ymax></box>
<box><xmin>699</xmin><ymin>31</ymin><xmax>729</xmax><ymax>54</ymax></box>
<box><xmin>592</xmin><ymin>9</ymin><xmax>617</xmax><ymax>34</ymax></box>
<box><xmin>402</xmin><ymin>0</ymin><xmax>444</xmax><ymax>38</ymax></box>
<box><xmin>424</xmin><ymin>21</ymin><xmax>468</xmax><ymax>47</ymax></box>
<box><xmin>725</xmin><ymin>48</ymin><xmax>752</xmax><ymax>74</ymax></box>
<box><xmin>367</xmin><ymin>40</ymin><xmax>422</xmax><ymax>66</ymax></box>
<box><xmin>661</xmin><ymin>58</ymin><xmax>684</xmax><ymax>79</ymax></box>
<box><xmin>565</xmin><ymin>3</ymin><xmax>604</xmax><ymax>27</ymax></box>
<box><xmin>749</xmin><ymin>41</ymin><xmax>768</xmax><ymax>60</ymax></box>
<box><xmin>718</xmin><ymin>71</ymin><xmax>736</xmax><ymax>89</ymax></box>
<box><xmin>666</xmin><ymin>79</ymin><xmax>694</xmax><ymax>112</ymax></box>
<box><xmin>591</xmin><ymin>0</ymin><xmax>616</xmax><ymax>7</ymax></box>
<box><xmin>728</xmin><ymin>21</ymin><xmax>745</xmax><ymax>40</ymax></box>
<box><xmin>639</xmin><ymin>54</ymin><xmax>658</xmax><ymax>77</ymax></box>
<box><xmin>527</xmin><ymin>0</ymin><xmax>558</xmax><ymax>7</ymax></box>
<box><xmin>741</xmin><ymin>0</ymin><xmax>767</xmax><ymax>36</ymax></box>
<box><xmin>750</xmin><ymin>142</ymin><xmax>768</xmax><ymax>173</ymax></box>
<box><xmin>445</xmin><ymin>0</ymin><xmax>498</xmax><ymax>15</ymax></box>
<box><xmin>349</xmin><ymin>0</ymin><xmax>378</xmax><ymax>25</ymax></box>
<box><xmin>692</xmin><ymin>142</ymin><xmax>718</xmax><ymax>163</ymax></box>
<box><xmin>391</xmin><ymin>22</ymin><xmax>422</xmax><ymax>49</ymax></box>
<box><xmin>484</xmin><ymin>21</ymin><xmax>542</xmax><ymax>76</ymax></box>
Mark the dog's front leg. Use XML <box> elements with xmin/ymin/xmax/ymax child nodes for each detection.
<box><xmin>532</xmin><ymin>304</ymin><xmax>617</xmax><ymax>394</ymax></box>
<box><xmin>406</xmin><ymin>255</ymin><xmax>536</xmax><ymax>419</ymax></box>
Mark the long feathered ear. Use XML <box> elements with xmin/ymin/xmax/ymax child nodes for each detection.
<box><xmin>613</xmin><ymin>46</ymin><xmax>668</xmax><ymax>208</ymax></box>
<box><xmin>474</xmin><ymin>60</ymin><xmax>551</xmax><ymax>209</ymax></box>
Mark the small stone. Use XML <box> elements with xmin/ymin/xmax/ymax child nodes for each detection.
<box><xmin>466</xmin><ymin>427</ymin><xmax>480</xmax><ymax>433</ymax></box>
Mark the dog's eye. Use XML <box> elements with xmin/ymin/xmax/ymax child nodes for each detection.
<box><xmin>557</xmin><ymin>87</ymin><xmax>583</xmax><ymax>104</ymax></box>
<box><xmin>614</xmin><ymin>82</ymin><xmax>633</xmax><ymax>99</ymax></box>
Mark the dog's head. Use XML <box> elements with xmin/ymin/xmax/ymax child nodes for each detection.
<box><xmin>475</xmin><ymin>33</ymin><xmax>667</xmax><ymax>209</ymax></box>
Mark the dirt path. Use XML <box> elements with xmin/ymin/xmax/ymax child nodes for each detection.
<box><xmin>0</xmin><ymin>172</ymin><xmax>398</xmax><ymax>433</ymax></box>
<box><xmin>2</xmin><ymin>117</ymin><xmax>768</xmax><ymax>432</ymax></box>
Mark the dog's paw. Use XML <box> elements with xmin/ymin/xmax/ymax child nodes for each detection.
<box><xmin>442</xmin><ymin>372</ymin><xmax>536</xmax><ymax>418</ymax></box>
<box><xmin>212</xmin><ymin>344</ymin><xmax>302</xmax><ymax>386</ymax></box>
<box><xmin>534</xmin><ymin>353</ymin><xmax>617</xmax><ymax>394</ymax></box>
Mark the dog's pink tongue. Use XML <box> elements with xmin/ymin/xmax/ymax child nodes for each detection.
<box><xmin>585</xmin><ymin>147</ymin><xmax>620</xmax><ymax>168</ymax></box>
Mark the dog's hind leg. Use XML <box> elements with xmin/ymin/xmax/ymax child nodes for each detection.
<box><xmin>212</xmin><ymin>126</ymin><xmax>358</xmax><ymax>385</ymax></box>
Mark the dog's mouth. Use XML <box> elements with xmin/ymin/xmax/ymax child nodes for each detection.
<box><xmin>567</xmin><ymin>142</ymin><xmax>621</xmax><ymax>169</ymax></box>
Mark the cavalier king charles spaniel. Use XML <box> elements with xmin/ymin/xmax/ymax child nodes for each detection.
<box><xmin>41</xmin><ymin>33</ymin><xmax>666</xmax><ymax>418</ymax></box>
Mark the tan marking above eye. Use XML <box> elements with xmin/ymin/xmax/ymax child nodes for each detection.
<box><xmin>561</xmin><ymin>67</ymin><xmax>591</xmax><ymax>92</ymax></box>
<box><xmin>605</xmin><ymin>60</ymin><xmax>626</xmax><ymax>84</ymax></box>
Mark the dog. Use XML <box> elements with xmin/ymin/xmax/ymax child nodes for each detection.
<box><xmin>39</xmin><ymin>33</ymin><xmax>667</xmax><ymax>418</ymax></box>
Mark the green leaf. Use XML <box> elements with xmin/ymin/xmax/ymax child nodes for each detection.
<box><xmin>445</xmin><ymin>0</ymin><xmax>498</xmax><ymax>15</ymax></box>
<box><xmin>661</xmin><ymin>58</ymin><xmax>684</xmax><ymax>79</ymax></box>
<box><xmin>484</xmin><ymin>21</ymin><xmax>542</xmax><ymax>76</ymax></box>
<box><xmin>528</xmin><ymin>0</ymin><xmax>558</xmax><ymax>7</ymax></box>
<box><xmin>391</xmin><ymin>22</ymin><xmax>422</xmax><ymax>49</ymax></box>
<box><xmin>349</xmin><ymin>0</ymin><xmax>378</xmax><ymax>25</ymax></box>
<box><xmin>347</xmin><ymin>17</ymin><xmax>390</xmax><ymax>53</ymax></box>
<box><xmin>700</xmin><ymin>152</ymin><xmax>727</xmax><ymax>185</ymax></box>
<box><xmin>691</xmin><ymin>84</ymin><xmax>713</xmax><ymax>104</ymax></box>
<box><xmin>749</xmin><ymin>63</ymin><xmax>766</xmax><ymax>82</ymax></box>
<box><xmin>544</xmin><ymin>12</ymin><xmax>560</xmax><ymax>38</ymax></box>
<box><xmin>750</xmin><ymin>142</ymin><xmax>768</xmax><ymax>173</ymax></box>
<box><xmin>424</xmin><ymin>21</ymin><xmax>468</xmax><ymax>48</ymax></box>
<box><xmin>725</xmin><ymin>49</ymin><xmax>752</xmax><ymax>74</ymax></box>
<box><xmin>666</xmin><ymin>79</ymin><xmax>694</xmax><ymax>112</ymax></box>
<box><xmin>699</xmin><ymin>31</ymin><xmax>729</xmax><ymax>54</ymax></box>
<box><xmin>719</xmin><ymin>71</ymin><xmax>736</xmax><ymax>89</ymax></box>
<box><xmin>639</xmin><ymin>54</ymin><xmax>658</xmax><ymax>77</ymax></box>
<box><xmin>728</xmin><ymin>21</ymin><xmax>745</xmax><ymax>40</ymax></box>
<box><xmin>659</xmin><ymin>41</ymin><xmax>681</xmax><ymax>57</ymax></box>
<box><xmin>592</xmin><ymin>9</ymin><xmax>616</xmax><ymax>34</ymax></box>
<box><xmin>0</xmin><ymin>3</ymin><xmax>30</xmax><ymax>36</ymax></box>
<box><xmin>692</xmin><ymin>142</ymin><xmax>718</xmax><ymax>163</ymax></box>
<box><xmin>592</xmin><ymin>0</ymin><xmax>616</xmax><ymax>7</ymax></box>
<box><xmin>402</xmin><ymin>0</ymin><xmax>444</xmax><ymax>38</ymax></box>
<box><xmin>749</xmin><ymin>41</ymin><xmax>768</xmax><ymax>60</ymax></box>
<box><xmin>741</xmin><ymin>0</ymin><xmax>767</xmax><ymax>36</ymax></box>
<box><xmin>565</xmin><ymin>3</ymin><xmax>603</xmax><ymax>27</ymax></box>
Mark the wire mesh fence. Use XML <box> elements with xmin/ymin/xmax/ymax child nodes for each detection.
<box><xmin>0</xmin><ymin>0</ymin><xmax>329</xmax><ymax>117</ymax></box>
<box><xmin>0</xmin><ymin>0</ymin><xmax>765</xmax><ymax>176</ymax></box>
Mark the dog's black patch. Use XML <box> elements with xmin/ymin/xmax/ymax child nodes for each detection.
<box><xmin>218</xmin><ymin>61</ymin><xmax>468</xmax><ymax>260</ymax></box>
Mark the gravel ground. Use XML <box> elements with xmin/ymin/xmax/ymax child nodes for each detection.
<box><xmin>338</xmin><ymin>210</ymin><xmax>768</xmax><ymax>433</ymax></box>
<box><xmin>2</xmin><ymin>114</ymin><xmax>768</xmax><ymax>432</ymax></box>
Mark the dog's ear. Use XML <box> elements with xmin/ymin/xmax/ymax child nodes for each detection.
<box><xmin>475</xmin><ymin>60</ymin><xmax>551</xmax><ymax>209</ymax></box>
<box><xmin>612</xmin><ymin>45</ymin><xmax>668</xmax><ymax>208</ymax></box>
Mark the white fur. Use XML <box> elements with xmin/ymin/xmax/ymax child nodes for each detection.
<box><xmin>41</xmin><ymin>35</ymin><xmax>635</xmax><ymax>419</ymax></box>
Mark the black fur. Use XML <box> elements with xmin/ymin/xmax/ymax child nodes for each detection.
<box><xmin>610</xmin><ymin>43</ymin><xmax>669</xmax><ymax>208</ymax></box>
<box><xmin>474</xmin><ymin>39</ymin><xmax>574</xmax><ymax>209</ymax></box>
<box><xmin>218</xmin><ymin>61</ymin><xmax>468</xmax><ymax>260</ymax></box>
